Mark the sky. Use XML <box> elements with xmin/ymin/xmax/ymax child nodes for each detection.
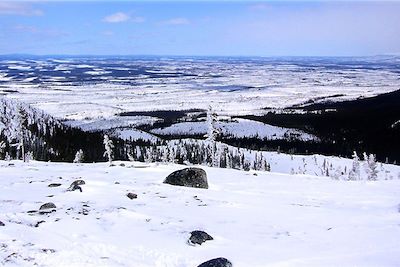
<box><xmin>0</xmin><ymin>1</ymin><xmax>399</xmax><ymax>56</ymax></box>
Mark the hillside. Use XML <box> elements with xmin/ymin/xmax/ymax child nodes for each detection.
<box><xmin>0</xmin><ymin>160</ymin><xmax>399</xmax><ymax>266</ymax></box>
<box><xmin>240</xmin><ymin>89</ymin><xmax>400</xmax><ymax>163</ymax></box>
<box><xmin>0</xmin><ymin>97</ymin><xmax>106</xmax><ymax>162</ymax></box>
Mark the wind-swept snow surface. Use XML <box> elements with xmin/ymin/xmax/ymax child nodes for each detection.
<box><xmin>1</xmin><ymin>160</ymin><xmax>399</xmax><ymax>266</ymax></box>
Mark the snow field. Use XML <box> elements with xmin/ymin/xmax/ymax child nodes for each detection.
<box><xmin>1</xmin><ymin>160</ymin><xmax>399</xmax><ymax>266</ymax></box>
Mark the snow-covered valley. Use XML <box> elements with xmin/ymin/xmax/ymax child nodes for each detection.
<box><xmin>1</xmin><ymin>160</ymin><xmax>400</xmax><ymax>267</ymax></box>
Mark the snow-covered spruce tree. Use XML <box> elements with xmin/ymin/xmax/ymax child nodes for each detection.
<box><xmin>103</xmin><ymin>134</ymin><xmax>114</xmax><ymax>166</ymax></box>
<box><xmin>0</xmin><ymin>141</ymin><xmax>5</xmax><ymax>159</ymax></box>
<box><xmin>25</xmin><ymin>151</ymin><xmax>33</xmax><ymax>162</ymax></box>
<box><xmin>205</xmin><ymin>105</ymin><xmax>220</xmax><ymax>167</ymax></box>
<box><xmin>367</xmin><ymin>154</ymin><xmax>378</xmax><ymax>181</ymax></box>
<box><xmin>73</xmin><ymin>149</ymin><xmax>84</xmax><ymax>163</ymax></box>
<box><xmin>18</xmin><ymin>107</ymin><xmax>28</xmax><ymax>162</ymax></box>
<box><xmin>348</xmin><ymin>151</ymin><xmax>360</xmax><ymax>181</ymax></box>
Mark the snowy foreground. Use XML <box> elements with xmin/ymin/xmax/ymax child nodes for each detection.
<box><xmin>1</xmin><ymin>160</ymin><xmax>400</xmax><ymax>267</ymax></box>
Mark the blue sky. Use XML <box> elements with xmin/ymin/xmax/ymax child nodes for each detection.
<box><xmin>0</xmin><ymin>1</ymin><xmax>399</xmax><ymax>56</ymax></box>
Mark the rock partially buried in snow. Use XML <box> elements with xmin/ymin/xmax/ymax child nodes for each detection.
<box><xmin>164</xmin><ymin>168</ymin><xmax>208</xmax><ymax>189</ymax></box>
<box><xmin>67</xmin><ymin>179</ymin><xmax>85</xmax><ymax>192</ymax></box>
<box><xmin>0</xmin><ymin>221</ymin><xmax>5</xmax><ymax>226</ymax></box>
<box><xmin>39</xmin><ymin>203</ymin><xmax>56</xmax><ymax>214</ymax></box>
<box><xmin>188</xmin><ymin>230</ymin><xmax>214</xmax><ymax>245</ymax></box>
<box><xmin>48</xmin><ymin>183</ymin><xmax>61</xmax><ymax>187</ymax></box>
<box><xmin>40</xmin><ymin>202</ymin><xmax>56</xmax><ymax>210</ymax></box>
<box><xmin>197</xmin><ymin>258</ymin><xmax>233</xmax><ymax>267</ymax></box>
<box><xmin>126</xmin><ymin>193</ymin><xmax>137</xmax><ymax>199</ymax></box>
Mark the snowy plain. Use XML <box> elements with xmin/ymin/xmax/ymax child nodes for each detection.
<box><xmin>1</xmin><ymin>56</ymin><xmax>400</xmax><ymax>143</ymax></box>
<box><xmin>1</xmin><ymin>57</ymin><xmax>400</xmax><ymax>121</ymax></box>
<box><xmin>1</xmin><ymin>160</ymin><xmax>400</xmax><ymax>267</ymax></box>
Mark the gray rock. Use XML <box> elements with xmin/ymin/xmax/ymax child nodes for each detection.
<box><xmin>38</xmin><ymin>203</ymin><xmax>56</xmax><ymax>215</ymax></box>
<box><xmin>48</xmin><ymin>183</ymin><xmax>61</xmax><ymax>187</ymax></box>
<box><xmin>34</xmin><ymin>220</ymin><xmax>45</xmax><ymax>227</ymax></box>
<box><xmin>0</xmin><ymin>221</ymin><xmax>5</xmax><ymax>226</ymax></box>
<box><xmin>189</xmin><ymin>230</ymin><xmax>213</xmax><ymax>245</ymax></box>
<box><xmin>164</xmin><ymin>168</ymin><xmax>208</xmax><ymax>189</ymax></box>
<box><xmin>67</xmin><ymin>180</ymin><xmax>85</xmax><ymax>192</ymax></box>
<box><xmin>197</xmin><ymin>258</ymin><xmax>232</xmax><ymax>267</ymax></box>
<box><xmin>39</xmin><ymin>202</ymin><xmax>56</xmax><ymax>211</ymax></box>
<box><xmin>127</xmin><ymin>193</ymin><xmax>137</xmax><ymax>199</ymax></box>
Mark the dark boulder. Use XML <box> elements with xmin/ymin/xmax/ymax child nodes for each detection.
<box><xmin>67</xmin><ymin>180</ymin><xmax>85</xmax><ymax>192</ymax></box>
<box><xmin>188</xmin><ymin>230</ymin><xmax>213</xmax><ymax>245</ymax></box>
<box><xmin>0</xmin><ymin>221</ymin><xmax>5</xmax><ymax>226</ymax></box>
<box><xmin>163</xmin><ymin>168</ymin><xmax>208</xmax><ymax>189</ymax></box>
<box><xmin>39</xmin><ymin>202</ymin><xmax>56</xmax><ymax>210</ymax></box>
<box><xmin>39</xmin><ymin>203</ymin><xmax>56</xmax><ymax>214</ymax></box>
<box><xmin>127</xmin><ymin>193</ymin><xmax>137</xmax><ymax>199</ymax></box>
<box><xmin>198</xmin><ymin>258</ymin><xmax>232</xmax><ymax>267</ymax></box>
<box><xmin>48</xmin><ymin>183</ymin><xmax>61</xmax><ymax>187</ymax></box>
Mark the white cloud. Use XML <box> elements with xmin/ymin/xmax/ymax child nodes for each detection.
<box><xmin>103</xmin><ymin>12</ymin><xmax>130</xmax><ymax>23</ymax></box>
<box><xmin>102</xmin><ymin>12</ymin><xmax>145</xmax><ymax>24</ymax></box>
<box><xmin>162</xmin><ymin>18</ymin><xmax>190</xmax><ymax>25</ymax></box>
<box><xmin>0</xmin><ymin>2</ymin><xmax>43</xmax><ymax>16</ymax></box>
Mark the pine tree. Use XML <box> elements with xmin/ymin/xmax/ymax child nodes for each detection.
<box><xmin>205</xmin><ymin>105</ymin><xmax>220</xmax><ymax>167</ymax></box>
<box><xmin>73</xmin><ymin>149</ymin><xmax>84</xmax><ymax>163</ymax></box>
<box><xmin>367</xmin><ymin>154</ymin><xmax>378</xmax><ymax>181</ymax></box>
<box><xmin>0</xmin><ymin>141</ymin><xmax>5</xmax><ymax>159</ymax></box>
<box><xmin>18</xmin><ymin>107</ymin><xmax>28</xmax><ymax>162</ymax></box>
<box><xmin>348</xmin><ymin>151</ymin><xmax>360</xmax><ymax>180</ymax></box>
<box><xmin>103</xmin><ymin>134</ymin><xmax>114</xmax><ymax>165</ymax></box>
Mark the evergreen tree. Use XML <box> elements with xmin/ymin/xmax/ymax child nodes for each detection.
<box><xmin>18</xmin><ymin>107</ymin><xmax>28</xmax><ymax>162</ymax></box>
<box><xmin>73</xmin><ymin>149</ymin><xmax>84</xmax><ymax>163</ymax></box>
<box><xmin>367</xmin><ymin>154</ymin><xmax>378</xmax><ymax>181</ymax></box>
<box><xmin>103</xmin><ymin>134</ymin><xmax>114</xmax><ymax>165</ymax></box>
<box><xmin>0</xmin><ymin>141</ymin><xmax>5</xmax><ymax>159</ymax></box>
<box><xmin>205</xmin><ymin>105</ymin><xmax>220</xmax><ymax>167</ymax></box>
<box><xmin>348</xmin><ymin>151</ymin><xmax>360</xmax><ymax>180</ymax></box>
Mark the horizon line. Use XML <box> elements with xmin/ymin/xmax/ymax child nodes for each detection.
<box><xmin>1</xmin><ymin>53</ymin><xmax>399</xmax><ymax>58</ymax></box>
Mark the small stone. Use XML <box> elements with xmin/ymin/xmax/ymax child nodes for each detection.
<box><xmin>48</xmin><ymin>183</ymin><xmax>61</xmax><ymax>187</ymax></box>
<box><xmin>120</xmin><ymin>163</ymin><xmax>125</xmax><ymax>167</ymax></box>
<box><xmin>197</xmin><ymin>258</ymin><xmax>233</xmax><ymax>267</ymax></box>
<box><xmin>0</xmin><ymin>221</ymin><xmax>5</xmax><ymax>226</ymax></box>
<box><xmin>188</xmin><ymin>230</ymin><xmax>214</xmax><ymax>245</ymax></box>
<box><xmin>127</xmin><ymin>193</ymin><xmax>137</xmax><ymax>199</ymax></box>
<box><xmin>34</xmin><ymin>220</ymin><xmax>45</xmax><ymax>227</ymax></box>
<box><xmin>41</xmin><ymin>248</ymin><xmax>56</xmax><ymax>254</ymax></box>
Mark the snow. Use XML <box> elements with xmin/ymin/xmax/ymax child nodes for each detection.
<box><xmin>152</xmin><ymin>119</ymin><xmax>317</xmax><ymax>141</ymax></box>
<box><xmin>0</xmin><ymin>160</ymin><xmax>399</xmax><ymax>266</ymax></box>
<box><xmin>65</xmin><ymin>116</ymin><xmax>161</xmax><ymax>132</ymax></box>
<box><xmin>7</xmin><ymin>65</ymin><xmax>31</xmax><ymax>71</ymax></box>
<box><xmin>85</xmin><ymin>70</ymin><xmax>112</xmax><ymax>76</ymax></box>
<box><xmin>113</xmin><ymin>128</ymin><xmax>160</xmax><ymax>142</ymax></box>
<box><xmin>1</xmin><ymin>57</ymin><xmax>399</xmax><ymax>127</ymax></box>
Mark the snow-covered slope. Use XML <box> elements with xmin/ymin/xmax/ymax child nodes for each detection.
<box><xmin>151</xmin><ymin>119</ymin><xmax>317</xmax><ymax>141</ymax></box>
<box><xmin>0</xmin><ymin>97</ymin><xmax>60</xmax><ymax>146</ymax></box>
<box><xmin>1</xmin><ymin>160</ymin><xmax>399</xmax><ymax>266</ymax></box>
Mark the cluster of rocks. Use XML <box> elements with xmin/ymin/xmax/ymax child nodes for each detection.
<box><xmin>164</xmin><ymin>167</ymin><xmax>232</xmax><ymax>267</ymax></box>
<box><xmin>5</xmin><ymin>167</ymin><xmax>232</xmax><ymax>266</ymax></box>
